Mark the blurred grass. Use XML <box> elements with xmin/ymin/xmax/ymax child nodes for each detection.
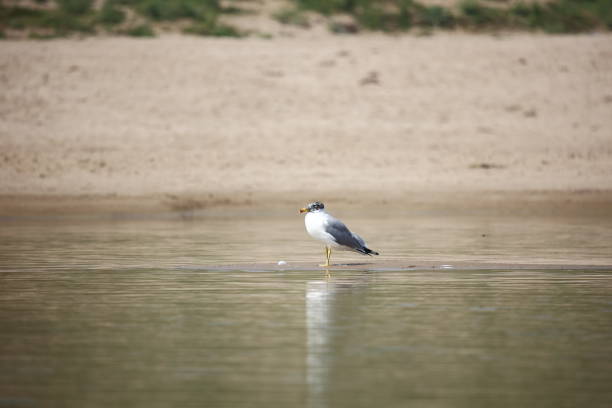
<box><xmin>0</xmin><ymin>0</ymin><xmax>242</xmax><ymax>38</ymax></box>
<box><xmin>124</xmin><ymin>23</ymin><xmax>155</xmax><ymax>37</ymax></box>
<box><xmin>0</xmin><ymin>0</ymin><xmax>610</xmax><ymax>39</ymax></box>
<box><xmin>291</xmin><ymin>0</ymin><xmax>612</xmax><ymax>33</ymax></box>
<box><xmin>128</xmin><ymin>0</ymin><xmax>220</xmax><ymax>21</ymax></box>
<box><xmin>56</xmin><ymin>0</ymin><xmax>94</xmax><ymax>15</ymax></box>
<box><xmin>97</xmin><ymin>2</ymin><xmax>126</xmax><ymax>26</ymax></box>
<box><xmin>273</xmin><ymin>8</ymin><xmax>310</xmax><ymax>28</ymax></box>
<box><xmin>0</xmin><ymin>4</ymin><xmax>94</xmax><ymax>37</ymax></box>
<box><xmin>183</xmin><ymin>20</ymin><xmax>243</xmax><ymax>37</ymax></box>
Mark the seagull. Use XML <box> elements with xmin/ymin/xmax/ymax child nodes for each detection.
<box><xmin>299</xmin><ymin>201</ymin><xmax>379</xmax><ymax>267</ymax></box>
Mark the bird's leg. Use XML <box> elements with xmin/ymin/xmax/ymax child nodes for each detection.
<box><xmin>319</xmin><ymin>246</ymin><xmax>332</xmax><ymax>267</ymax></box>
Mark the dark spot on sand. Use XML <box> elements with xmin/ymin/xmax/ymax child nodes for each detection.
<box><xmin>469</xmin><ymin>163</ymin><xmax>505</xmax><ymax>170</ymax></box>
<box><xmin>505</xmin><ymin>104</ymin><xmax>521</xmax><ymax>112</ymax></box>
<box><xmin>523</xmin><ymin>108</ymin><xmax>537</xmax><ymax>118</ymax></box>
<box><xmin>359</xmin><ymin>71</ymin><xmax>379</xmax><ymax>86</ymax></box>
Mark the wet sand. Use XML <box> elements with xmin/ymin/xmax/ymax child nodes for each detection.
<box><xmin>1</xmin><ymin>190</ymin><xmax>612</xmax><ymax>219</ymax></box>
<box><xmin>1</xmin><ymin>33</ymin><xmax>612</xmax><ymax>216</ymax></box>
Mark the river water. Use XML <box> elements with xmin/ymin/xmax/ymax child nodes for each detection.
<box><xmin>1</xmin><ymin>212</ymin><xmax>611</xmax><ymax>407</ymax></box>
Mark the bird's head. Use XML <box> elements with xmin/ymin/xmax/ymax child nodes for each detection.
<box><xmin>299</xmin><ymin>201</ymin><xmax>325</xmax><ymax>214</ymax></box>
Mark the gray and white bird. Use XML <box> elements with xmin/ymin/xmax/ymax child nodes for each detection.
<box><xmin>299</xmin><ymin>201</ymin><xmax>379</xmax><ymax>267</ymax></box>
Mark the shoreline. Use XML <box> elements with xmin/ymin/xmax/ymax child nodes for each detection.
<box><xmin>2</xmin><ymin>189</ymin><xmax>612</xmax><ymax>219</ymax></box>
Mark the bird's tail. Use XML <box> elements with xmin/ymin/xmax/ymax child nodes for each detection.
<box><xmin>363</xmin><ymin>247</ymin><xmax>379</xmax><ymax>256</ymax></box>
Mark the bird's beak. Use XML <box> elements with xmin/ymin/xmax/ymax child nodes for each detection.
<box><xmin>299</xmin><ymin>207</ymin><xmax>309</xmax><ymax>214</ymax></box>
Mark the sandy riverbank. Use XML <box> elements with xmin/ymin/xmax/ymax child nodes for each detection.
<box><xmin>1</xmin><ymin>33</ymin><xmax>611</xmax><ymax>216</ymax></box>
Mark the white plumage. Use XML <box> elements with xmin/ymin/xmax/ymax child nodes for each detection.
<box><xmin>305</xmin><ymin>210</ymin><xmax>363</xmax><ymax>251</ymax></box>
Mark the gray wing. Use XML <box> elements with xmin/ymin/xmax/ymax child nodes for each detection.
<box><xmin>351</xmin><ymin>232</ymin><xmax>366</xmax><ymax>247</ymax></box>
<box><xmin>325</xmin><ymin>218</ymin><xmax>368</xmax><ymax>253</ymax></box>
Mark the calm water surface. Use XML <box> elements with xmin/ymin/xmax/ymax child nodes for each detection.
<box><xmin>1</xmin><ymin>212</ymin><xmax>611</xmax><ymax>407</ymax></box>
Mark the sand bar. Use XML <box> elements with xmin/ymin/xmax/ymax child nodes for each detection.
<box><xmin>1</xmin><ymin>34</ymin><xmax>611</xmax><ymax>216</ymax></box>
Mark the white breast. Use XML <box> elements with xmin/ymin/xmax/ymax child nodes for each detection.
<box><xmin>304</xmin><ymin>211</ymin><xmax>339</xmax><ymax>247</ymax></box>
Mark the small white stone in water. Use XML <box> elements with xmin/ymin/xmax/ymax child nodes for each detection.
<box><xmin>440</xmin><ymin>264</ymin><xmax>454</xmax><ymax>269</ymax></box>
<box><xmin>277</xmin><ymin>261</ymin><xmax>287</xmax><ymax>266</ymax></box>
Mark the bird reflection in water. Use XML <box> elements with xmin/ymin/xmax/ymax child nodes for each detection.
<box><xmin>305</xmin><ymin>274</ymin><xmax>371</xmax><ymax>408</ymax></box>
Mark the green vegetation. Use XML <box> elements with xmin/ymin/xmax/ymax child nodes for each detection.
<box><xmin>97</xmin><ymin>2</ymin><xmax>126</xmax><ymax>26</ymax></box>
<box><xmin>416</xmin><ymin>5</ymin><xmax>455</xmax><ymax>29</ymax></box>
<box><xmin>0</xmin><ymin>0</ymin><xmax>242</xmax><ymax>38</ymax></box>
<box><xmin>124</xmin><ymin>23</ymin><xmax>155</xmax><ymax>37</ymax></box>
<box><xmin>273</xmin><ymin>8</ymin><xmax>310</xmax><ymax>28</ymax></box>
<box><xmin>56</xmin><ymin>0</ymin><xmax>94</xmax><ymax>15</ymax></box>
<box><xmin>183</xmin><ymin>20</ymin><xmax>243</xmax><ymax>37</ymax></box>
<box><xmin>131</xmin><ymin>0</ymin><xmax>220</xmax><ymax>21</ymax></box>
<box><xmin>506</xmin><ymin>0</ymin><xmax>612</xmax><ymax>33</ymax></box>
<box><xmin>454</xmin><ymin>0</ymin><xmax>611</xmax><ymax>33</ymax></box>
<box><xmin>287</xmin><ymin>0</ymin><xmax>612</xmax><ymax>33</ymax></box>
<box><xmin>0</xmin><ymin>4</ymin><xmax>94</xmax><ymax>36</ymax></box>
<box><xmin>459</xmin><ymin>0</ymin><xmax>506</xmax><ymax>28</ymax></box>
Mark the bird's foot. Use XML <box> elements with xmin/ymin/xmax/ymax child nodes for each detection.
<box><xmin>319</xmin><ymin>263</ymin><xmax>331</xmax><ymax>267</ymax></box>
